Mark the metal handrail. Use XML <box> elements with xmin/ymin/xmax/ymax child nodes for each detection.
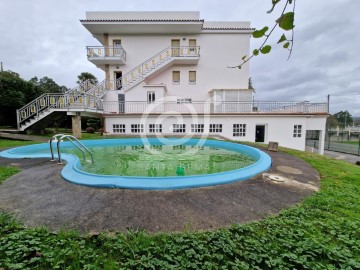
<box><xmin>49</xmin><ymin>134</ymin><xmax>65</xmax><ymax>161</ymax></box>
<box><xmin>50</xmin><ymin>134</ymin><xmax>94</xmax><ymax>164</ymax></box>
<box><xmin>101</xmin><ymin>100</ymin><xmax>329</xmax><ymax>114</ymax></box>
<box><xmin>87</xmin><ymin>46</ymin><xmax>127</xmax><ymax>62</ymax></box>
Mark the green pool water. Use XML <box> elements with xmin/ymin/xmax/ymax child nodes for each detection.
<box><xmin>62</xmin><ymin>145</ymin><xmax>255</xmax><ymax>177</ymax></box>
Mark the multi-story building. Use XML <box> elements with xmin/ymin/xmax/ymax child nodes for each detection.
<box><xmin>17</xmin><ymin>11</ymin><xmax>328</xmax><ymax>154</ymax></box>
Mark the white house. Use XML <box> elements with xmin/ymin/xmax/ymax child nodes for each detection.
<box><xmin>17</xmin><ymin>11</ymin><xmax>328</xmax><ymax>154</ymax></box>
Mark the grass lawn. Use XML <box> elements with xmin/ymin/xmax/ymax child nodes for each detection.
<box><xmin>339</xmin><ymin>140</ymin><xmax>360</xmax><ymax>145</ymax></box>
<box><xmin>37</xmin><ymin>132</ymin><xmax>104</xmax><ymax>140</ymax></box>
<box><xmin>0</xmin><ymin>141</ymin><xmax>359</xmax><ymax>269</ymax></box>
<box><xmin>0</xmin><ymin>166</ymin><xmax>20</xmax><ymax>185</ymax></box>
<box><xmin>0</xmin><ymin>139</ymin><xmax>39</xmax><ymax>150</ymax></box>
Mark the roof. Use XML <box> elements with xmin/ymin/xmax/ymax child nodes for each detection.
<box><xmin>80</xmin><ymin>19</ymin><xmax>204</xmax><ymax>23</ymax></box>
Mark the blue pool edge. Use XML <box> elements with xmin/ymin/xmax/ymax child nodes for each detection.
<box><xmin>0</xmin><ymin>138</ymin><xmax>272</xmax><ymax>190</ymax></box>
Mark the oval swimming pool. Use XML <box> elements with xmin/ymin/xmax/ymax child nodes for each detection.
<box><xmin>0</xmin><ymin>138</ymin><xmax>271</xmax><ymax>190</ymax></box>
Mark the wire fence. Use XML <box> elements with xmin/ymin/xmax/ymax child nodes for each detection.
<box><xmin>306</xmin><ymin>129</ymin><xmax>360</xmax><ymax>156</ymax></box>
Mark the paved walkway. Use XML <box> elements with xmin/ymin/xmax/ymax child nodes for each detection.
<box><xmin>0</xmin><ymin>149</ymin><xmax>320</xmax><ymax>234</ymax></box>
<box><xmin>323</xmin><ymin>150</ymin><xmax>359</xmax><ymax>165</ymax></box>
<box><xmin>0</xmin><ymin>132</ymin><xmax>48</xmax><ymax>142</ymax></box>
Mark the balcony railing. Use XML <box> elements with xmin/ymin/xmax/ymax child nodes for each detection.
<box><xmin>101</xmin><ymin>101</ymin><xmax>328</xmax><ymax>115</ymax></box>
<box><xmin>87</xmin><ymin>46</ymin><xmax>127</xmax><ymax>63</ymax></box>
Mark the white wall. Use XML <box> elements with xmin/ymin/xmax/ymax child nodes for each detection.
<box><xmin>106</xmin><ymin>32</ymin><xmax>250</xmax><ymax>102</ymax></box>
<box><xmin>104</xmin><ymin>115</ymin><xmax>327</xmax><ymax>152</ymax></box>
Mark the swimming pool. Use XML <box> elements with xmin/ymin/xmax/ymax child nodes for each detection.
<box><xmin>0</xmin><ymin>138</ymin><xmax>272</xmax><ymax>190</ymax></box>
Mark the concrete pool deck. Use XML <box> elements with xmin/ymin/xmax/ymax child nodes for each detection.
<box><xmin>0</xmin><ymin>149</ymin><xmax>319</xmax><ymax>234</ymax></box>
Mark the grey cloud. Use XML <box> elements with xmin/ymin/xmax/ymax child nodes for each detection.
<box><xmin>0</xmin><ymin>0</ymin><xmax>359</xmax><ymax>115</ymax></box>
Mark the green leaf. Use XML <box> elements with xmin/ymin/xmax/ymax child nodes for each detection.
<box><xmin>277</xmin><ymin>34</ymin><xmax>287</xmax><ymax>44</ymax></box>
<box><xmin>242</xmin><ymin>55</ymin><xmax>247</xmax><ymax>61</ymax></box>
<box><xmin>276</xmin><ymin>12</ymin><xmax>295</xmax><ymax>31</ymax></box>
<box><xmin>283</xmin><ymin>42</ymin><xmax>290</xmax><ymax>49</ymax></box>
<box><xmin>253</xmin><ymin>49</ymin><xmax>259</xmax><ymax>56</ymax></box>
<box><xmin>267</xmin><ymin>0</ymin><xmax>281</xmax><ymax>13</ymax></box>
<box><xmin>253</xmin><ymin>26</ymin><xmax>269</xmax><ymax>38</ymax></box>
<box><xmin>260</xmin><ymin>45</ymin><xmax>272</xmax><ymax>54</ymax></box>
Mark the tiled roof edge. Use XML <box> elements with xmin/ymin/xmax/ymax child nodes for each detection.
<box><xmin>202</xmin><ymin>27</ymin><xmax>255</xmax><ymax>31</ymax></box>
<box><xmin>80</xmin><ymin>19</ymin><xmax>204</xmax><ymax>22</ymax></box>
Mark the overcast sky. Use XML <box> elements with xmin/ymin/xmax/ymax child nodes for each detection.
<box><xmin>1</xmin><ymin>0</ymin><xmax>359</xmax><ymax>116</ymax></box>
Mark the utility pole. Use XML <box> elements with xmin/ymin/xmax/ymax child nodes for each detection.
<box><xmin>327</xmin><ymin>94</ymin><xmax>330</xmax><ymax>113</ymax></box>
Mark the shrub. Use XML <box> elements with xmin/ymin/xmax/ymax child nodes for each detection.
<box><xmin>85</xmin><ymin>127</ymin><xmax>95</xmax><ymax>133</ymax></box>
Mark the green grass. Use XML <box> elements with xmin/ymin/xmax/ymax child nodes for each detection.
<box><xmin>0</xmin><ymin>139</ymin><xmax>39</xmax><ymax>150</ymax></box>
<box><xmin>36</xmin><ymin>132</ymin><xmax>103</xmax><ymax>140</ymax></box>
<box><xmin>0</xmin><ymin>139</ymin><xmax>30</xmax><ymax>184</ymax></box>
<box><xmin>0</xmin><ymin>144</ymin><xmax>360</xmax><ymax>269</ymax></box>
<box><xmin>338</xmin><ymin>140</ymin><xmax>360</xmax><ymax>145</ymax></box>
<box><xmin>0</xmin><ymin>166</ymin><xmax>20</xmax><ymax>185</ymax></box>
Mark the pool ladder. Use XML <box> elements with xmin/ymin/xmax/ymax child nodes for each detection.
<box><xmin>49</xmin><ymin>134</ymin><xmax>94</xmax><ymax>164</ymax></box>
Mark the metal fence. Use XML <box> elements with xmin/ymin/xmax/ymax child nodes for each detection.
<box><xmin>306</xmin><ymin>129</ymin><xmax>360</xmax><ymax>156</ymax></box>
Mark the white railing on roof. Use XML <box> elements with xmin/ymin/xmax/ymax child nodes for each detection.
<box><xmin>101</xmin><ymin>101</ymin><xmax>328</xmax><ymax>115</ymax></box>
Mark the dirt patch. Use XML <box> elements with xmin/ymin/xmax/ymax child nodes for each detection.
<box><xmin>0</xmin><ymin>149</ymin><xmax>320</xmax><ymax>234</ymax></box>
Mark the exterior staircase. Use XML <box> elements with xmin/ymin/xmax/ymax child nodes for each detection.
<box><xmin>16</xmin><ymin>46</ymin><xmax>200</xmax><ymax>131</ymax></box>
<box><xmin>17</xmin><ymin>80</ymin><xmax>98</xmax><ymax>131</ymax></box>
<box><xmin>85</xmin><ymin>46</ymin><xmax>200</xmax><ymax>98</ymax></box>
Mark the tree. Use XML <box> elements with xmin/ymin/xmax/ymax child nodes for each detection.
<box><xmin>248</xmin><ymin>77</ymin><xmax>255</xmax><ymax>90</ymax></box>
<box><xmin>230</xmin><ymin>0</ymin><xmax>296</xmax><ymax>69</ymax></box>
<box><xmin>77</xmin><ymin>72</ymin><xmax>98</xmax><ymax>86</ymax></box>
<box><xmin>0</xmin><ymin>71</ymin><xmax>37</xmax><ymax>126</ymax></box>
<box><xmin>30</xmin><ymin>76</ymin><xmax>69</xmax><ymax>95</ymax></box>
<box><xmin>326</xmin><ymin>115</ymin><xmax>339</xmax><ymax>129</ymax></box>
<box><xmin>333</xmin><ymin>111</ymin><xmax>353</xmax><ymax>128</ymax></box>
<box><xmin>0</xmin><ymin>70</ymin><xmax>70</xmax><ymax>127</ymax></box>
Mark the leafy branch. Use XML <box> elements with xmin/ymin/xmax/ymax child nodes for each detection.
<box><xmin>229</xmin><ymin>0</ymin><xmax>296</xmax><ymax>69</ymax></box>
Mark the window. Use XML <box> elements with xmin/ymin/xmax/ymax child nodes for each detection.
<box><xmin>147</xmin><ymin>91</ymin><xmax>155</xmax><ymax>103</ymax></box>
<box><xmin>233</xmin><ymin>124</ymin><xmax>246</xmax><ymax>137</ymax></box>
<box><xmin>173</xmin><ymin>124</ymin><xmax>186</xmax><ymax>133</ymax></box>
<box><xmin>293</xmin><ymin>125</ymin><xmax>302</xmax><ymax>137</ymax></box>
<box><xmin>191</xmin><ymin>124</ymin><xmax>204</xmax><ymax>133</ymax></box>
<box><xmin>189</xmin><ymin>71</ymin><xmax>196</xmax><ymax>84</ymax></box>
<box><xmin>149</xmin><ymin>124</ymin><xmax>162</xmax><ymax>133</ymax></box>
<box><xmin>113</xmin><ymin>40</ymin><xmax>122</xmax><ymax>56</ymax></box>
<box><xmin>210</xmin><ymin>124</ymin><xmax>223</xmax><ymax>133</ymax></box>
<box><xmin>189</xmin><ymin>39</ymin><xmax>196</xmax><ymax>53</ymax></box>
<box><xmin>131</xmin><ymin>124</ymin><xmax>144</xmax><ymax>133</ymax></box>
<box><xmin>177</xmin><ymin>98</ymin><xmax>192</xmax><ymax>104</ymax></box>
<box><xmin>113</xmin><ymin>124</ymin><xmax>125</xmax><ymax>133</ymax></box>
<box><xmin>172</xmin><ymin>71</ymin><xmax>180</xmax><ymax>84</ymax></box>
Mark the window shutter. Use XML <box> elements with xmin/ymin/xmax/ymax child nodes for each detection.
<box><xmin>189</xmin><ymin>71</ymin><xmax>196</xmax><ymax>82</ymax></box>
<box><xmin>189</xmin><ymin>39</ymin><xmax>196</xmax><ymax>47</ymax></box>
<box><xmin>173</xmin><ymin>71</ymin><xmax>180</xmax><ymax>82</ymax></box>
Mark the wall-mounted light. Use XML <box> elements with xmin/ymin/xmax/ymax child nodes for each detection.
<box><xmin>116</xmin><ymin>66</ymin><xmax>120</xmax><ymax>69</ymax></box>
<box><xmin>183</xmin><ymin>37</ymin><xmax>186</xmax><ymax>41</ymax></box>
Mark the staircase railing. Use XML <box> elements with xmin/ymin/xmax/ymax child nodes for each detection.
<box><xmin>17</xmin><ymin>93</ymin><xmax>102</xmax><ymax>129</ymax></box>
<box><xmin>122</xmin><ymin>46</ymin><xmax>199</xmax><ymax>91</ymax></box>
<box><xmin>85</xmin><ymin>79</ymin><xmax>121</xmax><ymax>98</ymax></box>
<box><xmin>16</xmin><ymin>46</ymin><xmax>200</xmax><ymax>129</ymax></box>
<box><xmin>66</xmin><ymin>79</ymin><xmax>94</xmax><ymax>94</ymax></box>
<box><xmin>85</xmin><ymin>46</ymin><xmax>200</xmax><ymax>96</ymax></box>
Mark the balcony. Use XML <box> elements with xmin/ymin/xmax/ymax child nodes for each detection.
<box><xmin>100</xmin><ymin>101</ymin><xmax>328</xmax><ymax>115</ymax></box>
<box><xmin>87</xmin><ymin>46</ymin><xmax>126</xmax><ymax>66</ymax></box>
